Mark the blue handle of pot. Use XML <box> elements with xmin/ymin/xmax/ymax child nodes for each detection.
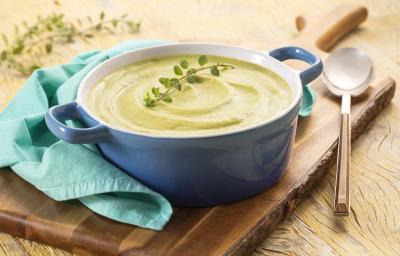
<box><xmin>45</xmin><ymin>102</ymin><xmax>109</xmax><ymax>144</ymax></box>
<box><xmin>268</xmin><ymin>46</ymin><xmax>323</xmax><ymax>85</ymax></box>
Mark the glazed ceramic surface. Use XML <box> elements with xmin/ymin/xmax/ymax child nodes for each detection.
<box><xmin>46</xmin><ymin>43</ymin><xmax>322</xmax><ymax>206</ymax></box>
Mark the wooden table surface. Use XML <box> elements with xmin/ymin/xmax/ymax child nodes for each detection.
<box><xmin>0</xmin><ymin>0</ymin><xmax>399</xmax><ymax>255</ymax></box>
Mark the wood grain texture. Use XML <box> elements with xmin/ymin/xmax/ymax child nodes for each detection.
<box><xmin>0</xmin><ymin>0</ymin><xmax>399</xmax><ymax>255</ymax></box>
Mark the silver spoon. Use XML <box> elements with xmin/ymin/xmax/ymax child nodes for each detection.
<box><xmin>322</xmin><ymin>48</ymin><xmax>374</xmax><ymax>215</ymax></box>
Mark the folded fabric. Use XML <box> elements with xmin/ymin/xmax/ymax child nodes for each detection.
<box><xmin>0</xmin><ymin>40</ymin><xmax>173</xmax><ymax>231</ymax></box>
<box><xmin>0</xmin><ymin>40</ymin><xmax>317</xmax><ymax>231</ymax></box>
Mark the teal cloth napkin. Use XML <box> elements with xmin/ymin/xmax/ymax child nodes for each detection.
<box><xmin>0</xmin><ymin>40</ymin><xmax>173</xmax><ymax>231</ymax></box>
<box><xmin>0</xmin><ymin>40</ymin><xmax>316</xmax><ymax>231</ymax></box>
<box><xmin>299</xmin><ymin>83</ymin><xmax>317</xmax><ymax>117</ymax></box>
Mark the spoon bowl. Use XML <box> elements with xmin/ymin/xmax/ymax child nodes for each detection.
<box><xmin>323</xmin><ymin>47</ymin><xmax>374</xmax><ymax>96</ymax></box>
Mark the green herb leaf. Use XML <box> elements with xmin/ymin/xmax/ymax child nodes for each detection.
<box><xmin>174</xmin><ymin>65</ymin><xmax>183</xmax><ymax>76</ymax></box>
<box><xmin>112</xmin><ymin>19</ymin><xmax>118</xmax><ymax>28</ymax></box>
<box><xmin>12</xmin><ymin>44</ymin><xmax>24</xmax><ymax>55</ymax></box>
<box><xmin>1</xmin><ymin>34</ymin><xmax>8</xmax><ymax>45</ymax></box>
<box><xmin>174</xmin><ymin>81</ymin><xmax>182</xmax><ymax>91</ymax></box>
<box><xmin>151</xmin><ymin>87</ymin><xmax>160</xmax><ymax>97</ymax></box>
<box><xmin>46</xmin><ymin>23</ymin><xmax>53</xmax><ymax>31</ymax></box>
<box><xmin>198</xmin><ymin>55</ymin><xmax>208</xmax><ymax>66</ymax></box>
<box><xmin>186</xmin><ymin>75</ymin><xmax>197</xmax><ymax>84</ymax></box>
<box><xmin>159</xmin><ymin>77</ymin><xmax>170</xmax><ymax>88</ymax></box>
<box><xmin>145</xmin><ymin>99</ymin><xmax>156</xmax><ymax>107</ymax></box>
<box><xmin>143</xmin><ymin>92</ymin><xmax>157</xmax><ymax>107</ymax></box>
<box><xmin>0</xmin><ymin>51</ymin><xmax>7</xmax><ymax>61</ymax></box>
<box><xmin>45</xmin><ymin>43</ymin><xmax>52</xmax><ymax>54</ymax></box>
<box><xmin>211</xmin><ymin>66</ymin><xmax>220</xmax><ymax>76</ymax></box>
<box><xmin>16</xmin><ymin>63</ymin><xmax>26</xmax><ymax>74</ymax></box>
<box><xmin>29</xmin><ymin>64</ymin><xmax>40</xmax><ymax>72</ymax></box>
<box><xmin>163</xmin><ymin>95</ymin><xmax>172</xmax><ymax>103</ymax></box>
<box><xmin>170</xmin><ymin>78</ymin><xmax>181</xmax><ymax>90</ymax></box>
<box><xmin>14</xmin><ymin>24</ymin><xmax>19</xmax><ymax>35</ymax></box>
<box><xmin>180</xmin><ymin>59</ymin><xmax>189</xmax><ymax>69</ymax></box>
<box><xmin>100</xmin><ymin>12</ymin><xmax>105</xmax><ymax>20</ymax></box>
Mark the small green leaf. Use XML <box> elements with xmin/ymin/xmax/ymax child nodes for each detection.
<box><xmin>186</xmin><ymin>75</ymin><xmax>197</xmax><ymax>84</ymax></box>
<box><xmin>12</xmin><ymin>44</ymin><xmax>24</xmax><ymax>55</ymax></box>
<box><xmin>16</xmin><ymin>63</ymin><xmax>26</xmax><ymax>74</ymax></box>
<box><xmin>163</xmin><ymin>95</ymin><xmax>172</xmax><ymax>103</ymax></box>
<box><xmin>45</xmin><ymin>43</ymin><xmax>52</xmax><ymax>54</ymax></box>
<box><xmin>127</xmin><ymin>21</ymin><xmax>134</xmax><ymax>28</ymax></box>
<box><xmin>152</xmin><ymin>87</ymin><xmax>160</xmax><ymax>97</ymax></box>
<box><xmin>29</xmin><ymin>65</ymin><xmax>40</xmax><ymax>72</ymax></box>
<box><xmin>170</xmin><ymin>78</ymin><xmax>178</xmax><ymax>83</ymax></box>
<box><xmin>14</xmin><ymin>24</ymin><xmax>19</xmax><ymax>35</ymax></box>
<box><xmin>145</xmin><ymin>99</ymin><xmax>156</xmax><ymax>107</ymax></box>
<box><xmin>46</xmin><ymin>24</ymin><xmax>53</xmax><ymax>31</ymax></box>
<box><xmin>159</xmin><ymin>77</ymin><xmax>170</xmax><ymax>88</ymax></box>
<box><xmin>198</xmin><ymin>55</ymin><xmax>208</xmax><ymax>66</ymax></box>
<box><xmin>134</xmin><ymin>22</ymin><xmax>141</xmax><ymax>31</ymax></box>
<box><xmin>174</xmin><ymin>65</ymin><xmax>183</xmax><ymax>76</ymax></box>
<box><xmin>174</xmin><ymin>81</ymin><xmax>182</xmax><ymax>91</ymax></box>
<box><xmin>100</xmin><ymin>12</ymin><xmax>105</xmax><ymax>20</ymax></box>
<box><xmin>143</xmin><ymin>92</ymin><xmax>157</xmax><ymax>107</ymax></box>
<box><xmin>85</xmin><ymin>34</ymin><xmax>94</xmax><ymax>38</ymax></box>
<box><xmin>0</xmin><ymin>51</ymin><xmax>7</xmax><ymax>61</ymax></box>
<box><xmin>66</xmin><ymin>34</ymin><xmax>74</xmax><ymax>42</ymax></box>
<box><xmin>1</xmin><ymin>34</ymin><xmax>8</xmax><ymax>45</ymax></box>
<box><xmin>112</xmin><ymin>19</ymin><xmax>118</xmax><ymax>27</ymax></box>
<box><xmin>180</xmin><ymin>60</ymin><xmax>189</xmax><ymax>69</ymax></box>
<box><xmin>211</xmin><ymin>66</ymin><xmax>220</xmax><ymax>76</ymax></box>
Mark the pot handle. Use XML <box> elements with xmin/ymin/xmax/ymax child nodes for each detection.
<box><xmin>45</xmin><ymin>102</ymin><xmax>110</xmax><ymax>144</ymax></box>
<box><xmin>268</xmin><ymin>46</ymin><xmax>323</xmax><ymax>85</ymax></box>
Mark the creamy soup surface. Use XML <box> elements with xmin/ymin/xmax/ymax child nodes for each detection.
<box><xmin>86</xmin><ymin>55</ymin><xmax>292</xmax><ymax>135</ymax></box>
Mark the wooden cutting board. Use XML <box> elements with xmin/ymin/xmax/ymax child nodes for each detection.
<box><xmin>0</xmin><ymin>5</ymin><xmax>396</xmax><ymax>256</ymax></box>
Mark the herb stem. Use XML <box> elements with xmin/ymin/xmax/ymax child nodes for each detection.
<box><xmin>0</xmin><ymin>12</ymin><xmax>140</xmax><ymax>76</ymax></box>
<box><xmin>155</xmin><ymin>64</ymin><xmax>234</xmax><ymax>103</ymax></box>
<box><xmin>177</xmin><ymin>64</ymin><xmax>234</xmax><ymax>82</ymax></box>
<box><xmin>23</xmin><ymin>19</ymin><xmax>139</xmax><ymax>50</ymax></box>
<box><xmin>143</xmin><ymin>57</ymin><xmax>235</xmax><ymax>107</ymax></box>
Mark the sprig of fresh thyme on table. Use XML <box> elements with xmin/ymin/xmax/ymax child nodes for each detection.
<box><xmin>0</xmin><ymin>12</ymin><xmax>140</xmax><ymax>75</ymax></box>
<box><xmin>143</xmin><ymin>55</ymin><xmax>235</xmax><ymax>107</ymax></box>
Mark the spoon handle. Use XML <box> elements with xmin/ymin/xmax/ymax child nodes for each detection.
<box><xmin>334</xmin><ymin>94</ymin><xmax>351</xmax><ymax>215</ymax></box>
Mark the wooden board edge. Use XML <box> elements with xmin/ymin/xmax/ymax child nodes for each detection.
<box><xmin>226</xmin><ymin>78</ymin><xmax>396</xmax><ymax>256</ymax></box>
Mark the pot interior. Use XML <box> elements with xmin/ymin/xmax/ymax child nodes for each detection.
<box><xmin>77</xmin><ymin>43</ymin><xmax>302</xmax><ymax>138</ymax></box>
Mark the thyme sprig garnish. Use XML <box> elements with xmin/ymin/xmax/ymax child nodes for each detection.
<box><xmin>143</xmin><ymin>55</ymin><xmax>235</xmax><ymax>107</ymax></box>
<box><xmin>0</xmin><ymin>12</ymin><xmax>140</xmax><ymax>75</ymax></box>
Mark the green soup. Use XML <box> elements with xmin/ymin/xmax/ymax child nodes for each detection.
<box><xmin>86</xmin><ymin>55</ymin><xmax>292</xmax><ymax>135</ymax></box>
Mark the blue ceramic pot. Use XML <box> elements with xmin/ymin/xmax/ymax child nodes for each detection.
<box><xmin>45</xmin><ymin>44</ymin><xmax>322</xmax><ymax>206</ymax></box>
